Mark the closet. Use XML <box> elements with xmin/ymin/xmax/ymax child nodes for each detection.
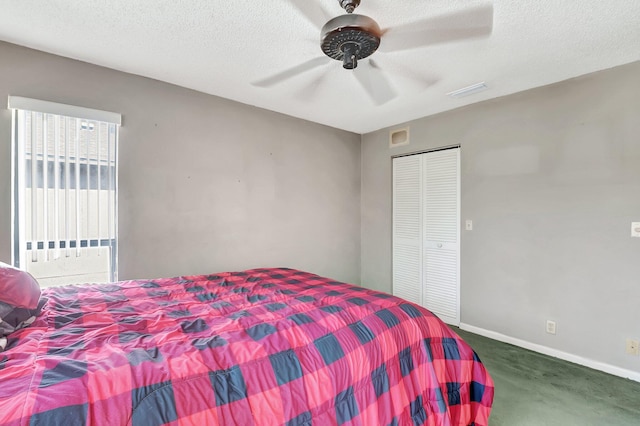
<box><xmin>392</xmin><ymin>147</ymin><xmax>460</xmax><ymax>325</ymax></box>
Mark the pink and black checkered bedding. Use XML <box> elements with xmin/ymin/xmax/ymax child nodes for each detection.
<box><xmin>0</xmin><ymin>268</ymin><xmax>493</xmax><ymax>425</ymax></box>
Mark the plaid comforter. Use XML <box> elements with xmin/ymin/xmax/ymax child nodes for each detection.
<box><xmin>0</xmin><ymin>268</ymin><xmax>493</xmax><ymax>425</ymax></box>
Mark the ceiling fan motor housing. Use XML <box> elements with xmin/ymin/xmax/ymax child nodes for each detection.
<box><xmin>321</xmin><ymin>14</ymin><xmax>381</xmax><ymax>69</ymax></box>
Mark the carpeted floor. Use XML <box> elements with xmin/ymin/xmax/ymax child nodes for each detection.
<box><xmin>454</xmin><ymin>328</ymin><xmax>640</xmax><ymax>425</ymax></box>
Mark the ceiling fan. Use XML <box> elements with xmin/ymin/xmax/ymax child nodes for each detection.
<box><xmin>253</xmin><ymin>0</ymin><xmax>494</xmax><ymax>105</ymax></box>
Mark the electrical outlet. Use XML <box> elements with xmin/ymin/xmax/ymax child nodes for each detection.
<box><xmin>632</xmin><ymin>222</ymin><xmax>640</xmax><ymax>237</ymax></box>
<box><xmin>626</xmin><ymin>339</ymin><xmax>640</xmax><ymax>356</ymax></box>
<box><xmin>546</xmin><ymin>320</ymin><xmax>556</xmax><ymax>335</ymax></box>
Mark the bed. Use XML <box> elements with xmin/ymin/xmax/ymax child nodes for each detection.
<box><xmin>0</xmin><ymin>267</ymin><xmax>493</xmax><ymax>425</ymax></box>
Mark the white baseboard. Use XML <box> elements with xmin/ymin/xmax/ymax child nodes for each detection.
<box><xmin>459</xmin><ymin>323</ymin><xmax>640</xmax><ymax>383</ymax></box>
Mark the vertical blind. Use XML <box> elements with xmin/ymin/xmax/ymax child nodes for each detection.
<box><xmin>9</xmin><ymin>96</ymin><xmax>121</xmax><ymax>283</ymax></box>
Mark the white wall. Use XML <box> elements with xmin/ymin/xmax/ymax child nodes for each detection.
<box><xmin>361</xmin><ymin>61</ymin><xmax>640</xmax><ymax>375</ymax></box>
<box><xmin>0</xmin><ymin>41</ymin><xmax>362</xmax><ymax>284</ymax></box>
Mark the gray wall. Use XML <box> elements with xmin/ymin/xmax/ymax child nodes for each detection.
<box><xmin>362</xmin><ymin>61</ymin><xmax>640</xmax><ymax>372</ymax></box>
<box><xmin>0</xmin><ymin>41</ymin><xmax>362</xmax><ymax>284</ymax></box>
<box><xmin>3</xmin><ymin>39</ymin><xmax>639</xmax><ymax>373</ymax></box>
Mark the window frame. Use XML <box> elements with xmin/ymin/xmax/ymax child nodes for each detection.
<box><xmin>9</xmin><ymin>96</ymin><xmax>121</xmax><ymax>284</ymax></box>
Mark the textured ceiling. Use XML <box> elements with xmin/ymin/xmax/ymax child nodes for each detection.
<box><xmin>0</xmin><ymin>0</ymin><xmax>638</xmax><ymax>134</ymax></box>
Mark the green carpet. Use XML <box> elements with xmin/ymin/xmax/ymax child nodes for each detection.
<box><xmin>454</xmin><ymin>328</ymin><xmax>640</xmax><ymax>425</ymax></box>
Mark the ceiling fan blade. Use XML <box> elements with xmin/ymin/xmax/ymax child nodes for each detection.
<box><xmin>294</xmin><ymin>70</ymin><xmax>330</xmax><ymax>101</ymax></box>
<box><xmin>252</xmin><ymin>56</ymin><xmax>330</xmax><ymax>87</ymax></box>
<box><xmin>371</xmin><ymin>56</ymin><xmax>440</xmax><ymax>89</ymax></box>
<box><xmin>287</xmin><ymin>0</ymin><xmax>331</xmax><ymax>30</ymax></box>
<box><xmin>353</xmin><ymin>59</ymin><xmax>397</xmax><ymax>105</ymax></box>
<box><xmin>380</xmin><ymin>3</ymin><xmax>494</xmax><ymax>53</ymax></box>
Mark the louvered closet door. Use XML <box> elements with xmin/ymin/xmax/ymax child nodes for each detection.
<box><xmin>423</xmin><ymin>148</ymin><xmax>460</xmax><ymax>325</ymax></box>
<box><xmin>392</xmin><ymin>148</ymin><xmax>460</xmax><ymax>325</ymax></box>
<box><xmin>392</xmin><ymin>155</ymin><xmax>422</xmax><ymax>305</ymax></box>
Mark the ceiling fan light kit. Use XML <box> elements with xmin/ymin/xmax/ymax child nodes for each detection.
<box><xmin>321</xmin><ymin>14</ymin><xmax>381</xmax><ymax>70</ymax></box>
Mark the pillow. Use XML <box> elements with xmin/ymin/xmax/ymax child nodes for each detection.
<box><xmin>0</xmin><ymin>299</ymin><xmax>46</xmax><ymax>351</ymax></box>
<box><xmin>0</xmin><ymin>262</ymin><xmax>41</xmax><ymax>309</ymax></box>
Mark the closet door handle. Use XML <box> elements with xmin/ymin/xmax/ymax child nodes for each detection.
<box><xmin>437</xmin><ymin>243</ymin><xmax>443</xmax><ymax>248</ymax></box>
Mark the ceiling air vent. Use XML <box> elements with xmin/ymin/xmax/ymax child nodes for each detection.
<box><xmin>389</xmin><ymin>127</ymin><xmax>409</xmax><ymax>148</ymax></box>
<box><xmin>447</xmin><ymin>82</ymin><xmax>488</xmax><ymax>99</ymax></box>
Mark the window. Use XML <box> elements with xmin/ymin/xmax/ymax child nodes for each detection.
<box><xmin>9</xmin><ymin>97</ymin><xmax>121</xmax><ymax>287</ymax></box>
